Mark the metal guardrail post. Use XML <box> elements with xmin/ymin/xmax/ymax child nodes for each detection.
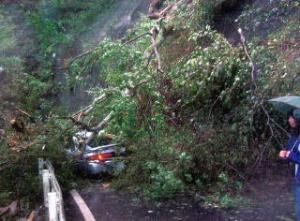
<box><xmin>39</xmin><ymin>158</ymin><xmax>66</xmax><ymax>221</ymax></box>
<box><xmin>48</xmin><ymin>192</ymin><xmax>58</xmax><ymax>221</ymax></box>
<box><xmin>42</xmin><ymin>169</ymin><xmax>50</xmax><ymax>207</ymax></box>
<box><xmin>38</xmin><ymin>158</ymin><xmax>44</xmax><ymax>177</ymax></box>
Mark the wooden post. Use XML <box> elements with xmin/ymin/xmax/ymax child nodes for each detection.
<box><xmin>48</xmin><ymin>192</ymin><xmax>58</xmax><ymax>221</ymax></box>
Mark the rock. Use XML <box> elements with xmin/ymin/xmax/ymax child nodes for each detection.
<box><xmin>102</xmin><ymin>183</ymin><xmax>111</xmax><ymax>189</ymax></box>
<box><xmin>0</xmin><ymin>129</ymin><xmax>5</xmax><ymax>137</ymax></box>
<box><xmin>221</xmin><ymin>0</ymin><xmax>239</xmax><ymax>9</ymax></box>
<box><xmin>10</xmin><ymin>117</ymin><xmax>25</xmax><ymax>133</ymax></box>
<box><xmin>272</xmin><ymin>7</ymin><xmax>279</xmax><ymax>13</ymax></box>
<box><xmin>255</xmin><ymin>21</ymin><xmax>261</xmax><ymax>27</ymax></box>
<box><xmin>149</xmin><ymin>0</ymin><xmax>163</xmax><ymax>14</ymax></box>
<box><xmin>215</xmin><ymin>0</ymin><xmax>239</xmax><ymax>13</ymax></box>
<box><xmin>0</xmin><ymin>130</ymin><xmax>4</xmax><ymax>141</ymax></box>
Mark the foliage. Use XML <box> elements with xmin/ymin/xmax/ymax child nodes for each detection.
<box><xmin>144</xmin><ymin>161</ymin><xmax>184</xmax><ymax>199</ymax></box>
<box><xmin>68</xmin><ymin>24</ymin><xmax>257</xmax><ymax>200</ymax></box>
<box><xmin>16</xmin><ymin>72</ymin><xmax>55</xmax><ymax>113</ymax></box>
<box><xmin>0</xmin><ymin>119</ymin><xmax>79</xmax><ymax>207</ymax></box>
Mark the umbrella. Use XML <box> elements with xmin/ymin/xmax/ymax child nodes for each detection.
<box><xmin>268</xmin><ymin>96</ymin><xmax>300</xmax><ymax>116</ymax></box>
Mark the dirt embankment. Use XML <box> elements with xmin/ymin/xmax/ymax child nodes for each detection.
<box><xmin>213</xmin><ymin>0</ymin><xmax>300</xmax><ymax>45</ymax></box>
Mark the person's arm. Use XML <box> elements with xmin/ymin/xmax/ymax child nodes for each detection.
<box><xmin>286</xmin><ymin>135</ymin><xmax>297</xmax><ymax>151</ymax></box>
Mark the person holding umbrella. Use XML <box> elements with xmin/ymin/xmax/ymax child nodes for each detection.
<box><xmin>270</xmin><ymin>97</ymin><xmax>300</xmax><ymax>220</ymax></box>
<box><xmin>279</xmin><ymin>109</ymin><xmax>300</xmax><ymax>221</ymax></box>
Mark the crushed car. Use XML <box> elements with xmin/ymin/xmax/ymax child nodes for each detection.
<box><xmin>66</xmin><ymin>130</ymin><xmax>125</xmax><ymax>177</ymax></box>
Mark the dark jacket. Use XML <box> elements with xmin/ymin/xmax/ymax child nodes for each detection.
<box><xmin>287</xmin><ymin>135</ymin><xmax>300</xmax><ymax>183</ymax></box>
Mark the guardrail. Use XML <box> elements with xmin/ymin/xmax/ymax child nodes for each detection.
<box><xmin>39</xmin><ymin>158</ymin><xmax>66</xmax><ymax>221</ymax></box>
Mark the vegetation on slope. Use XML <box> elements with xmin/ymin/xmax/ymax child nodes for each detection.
<box><xmin>67</xmin><ymin>0</ymin><xmax>300</xmax><ymax>203</ymax></box>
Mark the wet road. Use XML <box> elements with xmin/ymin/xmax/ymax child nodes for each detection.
<box><xmin>65</xmin><ymin>184</ymin><xmax>225</xmax><ymax>221</ymax></box>
<box><xmin>65</xmin><ymin>174</ymin><xmax>296</xmax><ymax>221</ymax></box>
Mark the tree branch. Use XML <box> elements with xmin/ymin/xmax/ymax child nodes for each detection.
<box><xmin>151</xmin><ymin>27</ymin><xmax>163</xmax><ymax>72</ymax></box>
<box><xmin>123</xmin><ymin>32</ymin><xmax>151</xmax><ymax>45</ymax></box>
<box><xmin>73</xmin><ymin>94</ymin><xmax>107</xmax><ymax>121</ymax></box>
<box><xmin>238</xmin><ymin>28</ymin><xmax>257</xmax><ymax>85</ymax></box>
<box><xmin>67</xmin><ymin>49</ymin><xmax>93</xmax><ymax>67</ymax></box>
<box><xmin>92</xmin><ymin>111</ymin><xmax>114</xmax><ymax>132</ymax></box>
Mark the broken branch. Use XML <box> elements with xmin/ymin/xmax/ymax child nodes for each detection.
<box><xmin>123</xmin><ymin>32</ymin><xmax>151</xmax><ymax>45</ymax></box>
<box><xmin>92</xmin><ymin>111</ymin><xmax>114</xmax><ymax>132</ymax></box>
<box><xmin>15</xmin><ymin>107</ymin><xmax>33</xmax><ymax>119</ymax></box>
<box><xmin>68</xmin><ymin>117</ymin><xmax>91</xmax><ymax>130</ymax></box>
<box><xmin>238</xmin><ymin>28</ymin><xmax>257</xmax><ymax>84</ymax></box>
<box><xmin>67</xmin><ymin>49</ymin><xmax>93</xmax><ymax>67</ymax></box>
<box><xmin>151</xmin><ymin>27</ymin><xmax>163</xmax><ymax>72</ymax></box>
<box><xmin>73</xmin><ymin>94</ymin><xmax>107</xmax><ymax>121</ymax></box>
